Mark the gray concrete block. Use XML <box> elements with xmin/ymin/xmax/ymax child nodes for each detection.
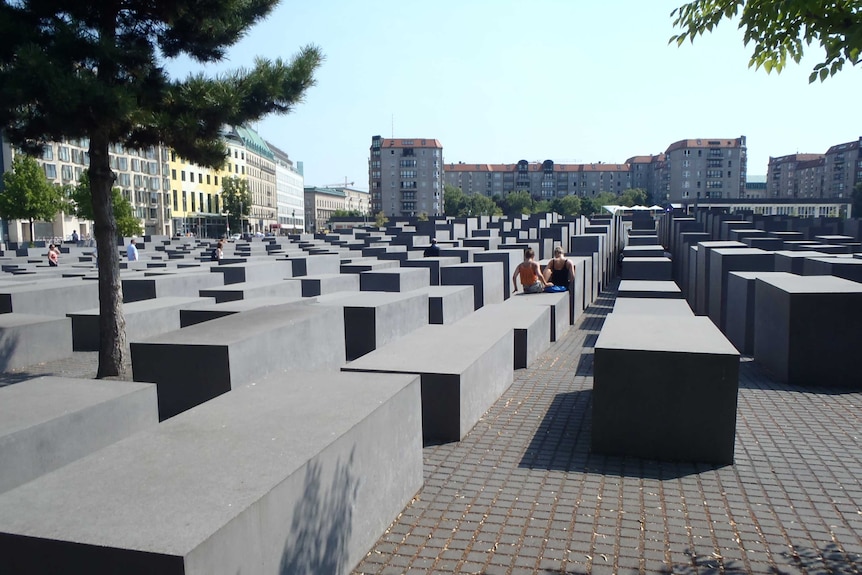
<box><xmin>456</xmin><ymin>303</ymin><xmax>551</xmax><ymax>369</ymax></box>
<box><xmin>179</xmin><ymin>296</ymin><xmax>310</xmax><ymax>327</ymax></box>
<box><xmin>802</xmin><ymin>256</ymin><xmax>862</xmax><ymax>282</ymax></box>
<box><xmin>316</xmin><ymin>291</ymin><xmax>429</xmax><ymax>360</ymax></box>
<box><xmin>708</xmin><ymin>248</ymin><xmax>775</xmax><ymax>331</ymax></box>
<box><xmin>0</xmin><ymin>278</ymin><xmax>99</xmax><ymax>316</ymax></box>
<box><xmin>132</xmin><ymin>302</ymin><xmax>345</xmax><ymax>419</ymax></box>
<box><xmin>198</xmin><ymin>279</ymin><xmax>303</xmax><ymax>303</ymax></box>
<box><xmin>725</xmin><ymin>272</ymin><xmax>794</xmax><ymax>355</ymax></box>
<box><xmin>343</xmin><ymin>323</ymin><xmax>513</xmax><ymax>442</ymax></box>
<box><xmin>0</xmin><ymin>371</ymin><xmax>422</xmax><ymax>575</ymax></box>
<box><xmin>622</xmin><ymin>245</ymin><xmax>664</xmax><ymax>258</ymax></box>
<box><xmin>285</xmin><ymin>253</ymin><xmax>340</xmax><ymax>276</ymax></box>
<box><xmin>339</xmin><ymin>259</ymin><xmax>400</xmax><ymax>274</ymax></box>
<box><xmin>754</xmin><ymin>275</ymin><xmax>862</xmax><ymax>388</ymax></box>
<box><xmin>399</xmin><ymin>256</ymin><xmax>462</xmax><ymax>286</ymax></box>
<box><xmin>0</xmin><ymin>314</ymin><xmax>73</xmax><ymax>370</ymax></box>
<box><xmin>612</xmin><ymin>298</ymin><xmax>694</xmax><ymax>316</ymax></box>
<box><xmin>286</xmin><ymin>273</ymin><xmax>360</xmax><ymax>297</ymax></box>
<box><xmin>438</xmin><ymin>247</ymin><xmax>484</xmax><ymax>263</ymax></box>
<box><xmin>617</xmin><ymin>280</ymin><xmax>682</xmax><ymax>299</ymax></box>
<box><xmin>773</xmin><ymin>250</ymin><xmax>831</xmax><ymax>275</ymax></box>
<box><xmin>593</xmin><ymin>314</ymin><xmax>739</xmax><ymax>464</ymax></box>
<box><xmin>416</xmin><ymin>285</ymin><xmax>475</xmax><ymax>325</ymax></box>
<box><xmin>359</xmin><ymin>267</ymin><xmax>430</xmax><ymax>293</ymax></box>
<box><xmin>122</xmin><ymin>271</ymin><xmax>225</xmax><ymax>303</ymax></box>
<box><xmin>506</xmin><ymin>291</ymin><xmax>569</xmax><ymax>342</ymax></box>
<box><xmin>440</xmin><ymin>261</ymin><xmax>504</xmax><ymax>310</ymax></box>
<box><xmin>210</xmin><ymin>260</ymin><xmax>292</xmax><ymax>285</ymax></box>
<box><xmin>627</xmin><ymin>235</ymin><xmax>659</xmax><ymax>246</ymax></box>
<box><xmin>473</xmin><ymin>250</ymin><xmax>521</xmax><ymax>299</ymax></box>
<box><xmin>695</xmin><ymin>241</ymin><xmax>746</xmax><ymax>315</ymax></box>
<box><xmin>68</xmin><ymin>297</ymin><xmax>214</xmax><ymax>351</ymax></box>
<box><xmin>621</xmin><ymin>257</ymin><xmax>672</xmax><ymax>281</ymax></box>
<box><xmin>0</xmin><ymin>377</ymin><xmax>157</xmax><ymax>494</ymax></box>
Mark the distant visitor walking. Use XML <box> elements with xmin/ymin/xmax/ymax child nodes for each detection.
<box><xmin>513</xmin><ymin>248</ymin><xmax>548</xmax><ymax>294</ymax></box>
<box><xmin>127</xmin><ymin>238</ymin><xmax>138</xmax><ymax>261</ymax></box>
<box><xmin>424</xmin><ymin>238</ymin><xmax>440</xmax><ymax>257</ymax></box>
<box><xmin>47</xmin><ymin>244</ymin><xmax>59</xmax><ymax>267</ymax></box>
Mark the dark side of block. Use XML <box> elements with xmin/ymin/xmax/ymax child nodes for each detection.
<box><xmin>0</xmin><ymin>534</ymin><xmax>183</xmax><ymax>575</ymax></box>
<box><xmin>131</xmin><ymin>343</ymin><xmax>231</xmax><ymax>421</ymax></box>
<box><xmin>420</xmin><ymin>373</ymin><xmax>461</xmax><ymax>442</ymax></box>
<box><xmin>592</xmin><ymin>348</ymin><xmax>739</xmax><ymax>465</ymax></box>
<box><xmin>344</xmin><ymin>307</ymin><xmax>376</xmax><ymax>361</ymax></box>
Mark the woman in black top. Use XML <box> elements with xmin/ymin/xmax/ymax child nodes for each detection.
<box><xmin>544</xmin><ymin>246</ymin><xmax>575</xmax><ymax>289</ymax></box>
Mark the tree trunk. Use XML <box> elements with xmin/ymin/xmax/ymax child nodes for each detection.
<box><xmin>28</xmin><ymin>219</ymin><xmax>34</xmax><ymax>246</ymax></box>
<box><xmin>89</xmin><ymin>129</ymin><xmax>127</xmax><ymax>378</ymax></box>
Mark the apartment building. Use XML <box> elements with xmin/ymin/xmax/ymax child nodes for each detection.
<box><xmin>369</xmin><ymin>136</ymin><xmax>443</xmax><ymax>217</ymax></box>
<box><xmin>224</xmin><ymin>126</ymin><xmax>277</xmax><ymax>234</ymax></box>
<box><xmin>270</xmin><ymin>144</ymin><xmax>305</xmax><ymax>234</ymax></box>
<box><xmin>824</xmin><ymin>137</ymin><xmax>862</xmax><ymax>197</ymax></box>
<box><xmin>766</xmin><ymin>154</ymin><xmax>825</xmax><ymax>198</ymax></box>
<box><xmin>444</xmin><ymin>160</ymin><xmax>632</xmax><ymax>198</ymax></box>
<box><xmin>661</xmin><ymin>137</ymin><xmax>747</xmax><ymax>202</ymax></box>
<box><xmin>0</xmin><ymin>132</ymin><xmax>172</xmax><ymax>242</ymax></box>
<box><xmin>764</xmin><ymin>138</ymin><xmax>861</xmax><ymax>199</ymax></box>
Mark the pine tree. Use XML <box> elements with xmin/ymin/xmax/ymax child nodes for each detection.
<box><xmin>0</xmin><ymin>1</ymin><xmax>323</xmax><ymax>377</ymax></box>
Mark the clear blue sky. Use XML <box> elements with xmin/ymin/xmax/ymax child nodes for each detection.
<box><xmin>167</xmin><ymin>0</ymin><xmax>862</xmax><ymax>189</ymax></box>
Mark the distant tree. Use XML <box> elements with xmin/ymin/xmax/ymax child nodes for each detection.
<box><xmin>670</xmin><ymin>0</ymin><xmax>862</xmax><ymax>82</ymax></box>
<box><xmin>504</xmin><ymin>191</ymin><xmax>534</xmax><ymax>216</ymax></box>
<box><xmin>551</xmin><ymin>195</ymin><xmax>582</xmax><ymax>216</ymax></box>
<box><xmin>417</xmin><ymin>212</ymin><xmax>429</xmax><ymax>222</ymax></box>
<box><xmin>0</xmin><ymin>1</ymin><xmax>322</xmax><ymax>377</ymax></box>
<box><xmin>331</xmin><ymin>209</ymin><xmax>361</xmax><ymax>217</ymax></box>
<box><xmin>580</xmin><ymin>196</ymin><xmax>598</xmax><ymax>217</ymax></box>
<box><xmin>464</xmin><ymin>193</ymin><xmax>499</xmax><ymax>217</ymax></box>
<box><xmin>0</xmin><ymin>155</ymin><xmax>65</xmax><ymax>243</ymax></box>
<box><xmin>68</xmin><ymin>171</ymin><xmax>142</xmax><ymax>238</ymax></box>
<box><xmin>618</xmin><ymin>188</ymin><xmax>648</xmax><ymax>207</ymax></box>
<box><xmin>374</xmin><ymin>211</ymin><xmax>389</xmax><ymax>227</ymax></box>
<box><xmin>444</xmin><ymin>184</ymin><xmax>466</xmax><ymax>216</ymax></box>
<box><xmin>221</xmin><ymin>177</ymin><xmax>252</xmax><ymax>234</ymax></box>
<box><xmin>594</xmin><ymin>191</ymin><xmax>620</xmax><ymax>209</ymax></box>
<box><xmin>534</xmin><ymin>199</ymin><xmax>553</xmax><ymax>214</ymax></box>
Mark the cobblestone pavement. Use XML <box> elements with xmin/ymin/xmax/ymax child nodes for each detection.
<box><xmin>353</xmin><ymin>287</ymin><xmax>862</xmax><ymax>575</ymax></box>
<box><xmin>4</xmin><ymin>287</ymin><xmax>861</xmax><ymax>574</ymax></box>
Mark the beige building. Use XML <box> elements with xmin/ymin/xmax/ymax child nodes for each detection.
<box><xmin>0</xmin><ymin>134</ymin><xmax>172</xmax><ymax>242</ymax></box>
<box><xmin>224</xmin><ymin>126</ymin><xmax>277</xmax><ymax>234</ymax></box>
<box><xmin>444</xmin><ymin>160</ymin><xmax>633</xmax><ymax>199</ymax></box>
<box><xmin>369</xmin><ymin>136</ymin><xmax>443</xmax><ymax>217</ymax></box>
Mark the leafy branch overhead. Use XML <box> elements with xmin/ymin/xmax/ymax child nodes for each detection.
<box><xmin>669</xmin><ymin>0</ymin><xmax>862</xmax><ymax>82</ymax></box>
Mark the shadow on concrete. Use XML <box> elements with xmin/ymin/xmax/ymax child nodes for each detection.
<box><xmin>738</xmin><ymin>359</ymin><xmax>862</xmax><ymax>395</ymax></box>
<box><xmin>574</xmin><ymin>353</ymin><xmax>592</xmax><ymax>377</ymax></box>
<box><xmin>582</xmin><ymin>333</ymin><xmax>598</xmax><ymax>348</ymax></box>
<box><xmin>0</xmin><ymin>329</ymin><xmax>22</xmax><ymax>375</ymax></box>
<box><xmin>519</xmin><ymin>390</ymin><xmax>721</xmax><ymax>480</ymax></box>
<box><xmin>279</xmin><ymin>448</ymin><xmax>359</xmax><ymax>575</ymax></box>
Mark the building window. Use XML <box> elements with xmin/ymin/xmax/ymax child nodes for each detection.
<box><xmin>181</xmin><ymin>171</ymin><xmax>186</xmax><ymax>181</ymax></box>
<box><xmin>43</xmin><ymin>164</ymin><xmax>57</xmax><ymax>179</ymax></box>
